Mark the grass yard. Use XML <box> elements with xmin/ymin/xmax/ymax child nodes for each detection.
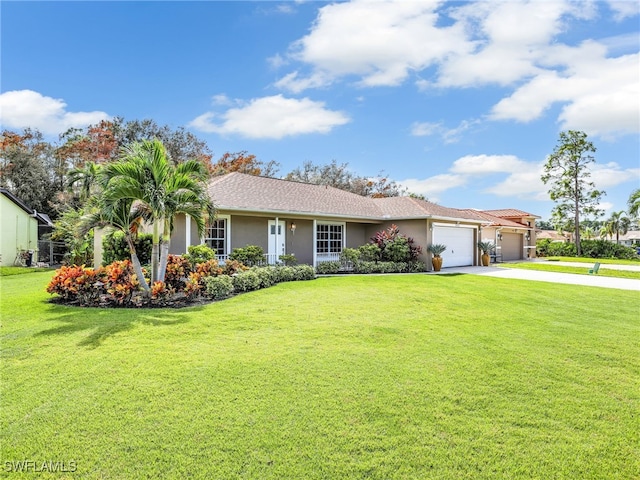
<box><xmin>1</xmin><ymin>271</ymin><xmax>639</xmax><ymax>479</ymax></box>
<box><xmin>546</xmin><ymin>256</ymin><xmax>640</xmax><ymax>265</ymax></box>
<box><xmin>498</xmin><ymin>262</ymin><xmax>640</xmax><ymax>280</ymax></box>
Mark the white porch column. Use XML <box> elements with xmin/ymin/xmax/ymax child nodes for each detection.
<box><xmin>313</xmin><ymin>219</ymin><xmax>317</xmax><ymax>267</ymax></box>
<box><xmin>185</xmin><ymin>214</ymin><xmax>192</xmax><ymax>251</ymax></box>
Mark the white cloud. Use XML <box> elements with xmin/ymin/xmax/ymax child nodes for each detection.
<box><xmin>401</xmin><ymin>154</ymin><xmax>547</xmax><ymax>202</ymax></box>
<box><xmin>401</xmin><ymin>174</ymin><xmax>468</xmax><ymax>201</ymax></box>
<box><xmin>451</xmin><ymin>154</ymin><xmax>528</xmax><ymax>175</ymax></box>
<box><xmin>411</xmin><ymin>119</ymin><xmax>480</xmax><ymax>144</ymax></box>
<box><xmin>484</xmin><ymin>169</ymin><xmax>548</xmax><ymax>200</ymax></box>
<box><xmin>211</xmin><ymin>94</ymin><xmax>234</xmax><ymax>106</ymax></box>
<box><xmin>276</xmin><ymin>0</ymin><xmax>469</xmax><ymax>91</ymax></box>
<box><xmin>606</xmin><ymin>0</ymin><xmax>640</xmax><ymax>20</ymax></box>
<box><xmin>591</xmin><ymin>163</ymin><xmax>640</xmax><ymax>189</ymax></box>
<box><xmin>188</xmin><ymin>94</ymin><xmax>350</xmax><ymax>139</ymax></box>
<box><xmin>490</xmin><ymin>43</ymin><xmax>640</xmax><ymax>137</ymax></box>
<box><xmin>275</xmin><ymin>0</ymin><xmax>639</xmax><ymax>139</ymax></box>
<box><xmin>0</xmin><ymin>90</ymin><xmax>110</xmax><ymax>136</ymax></box>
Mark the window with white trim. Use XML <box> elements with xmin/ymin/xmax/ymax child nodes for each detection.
<box><xmin>205</xmin><ymin>218</ymin><xmax>227</xmax><ymax>255</ymax></box>
<box><xmin>316</xmin><ymin>223</ymin><xmax>343</xmax><ymax>254</ymax></box>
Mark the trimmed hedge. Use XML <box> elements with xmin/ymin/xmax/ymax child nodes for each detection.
<box><xmin>315</xmin><ymin>260</ymin><xmax>428</xmax><ymax>275</ymax></box>
<box><xmin>537</xmin><ymin>239</ymin><xmax>638</xmax><ymax>260</ymax></box>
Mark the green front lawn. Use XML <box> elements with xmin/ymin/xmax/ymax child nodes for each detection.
<box><xmin>1</xmin><ymin>272</ymin><xmax>639</xmax><ymax>479</ymax></box>
<box><xmin>499</xmin><ymin>262</ymin><xmax>640</xmax><ymax>280</ymax></box>
<box><xmin>546</xmin><ymin>256</ymin><xmax>640</xmax><ymax>265</ymax></box>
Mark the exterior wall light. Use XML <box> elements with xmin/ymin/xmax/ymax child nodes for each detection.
<box><xmin>290</xmin><ymin>222</ymin><xmax>297</xmax><ymax>234</ymax></box>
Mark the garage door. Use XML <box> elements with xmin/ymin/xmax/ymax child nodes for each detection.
<box><xmin>501</xmin><ymin>233</ymin><xmax>522</xmax><ymax>261</ymax></box>
<box><xmin>432</xmin><ymin>226</ymin><xmax>474</xmax><ymax>267</ymax></box>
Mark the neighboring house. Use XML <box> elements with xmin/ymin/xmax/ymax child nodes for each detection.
<box><xmin>616</xmin><ymin>230</ymin><xmax>640</xmax><ymax>247</ymax></box>
<box><xmin>168</xmin><ymin>173</ymin><xmax>494</xmax><ymax>270</ymax></box>
<box><xmin>465</xmin><ymin>209</ymin><xmax>540</xmax><ymax>261</ymax></box>
<box><xmin>536</xmin><ymin>230</ymin><xmax>572</xmax><ymax>243</ymax></box>
<box><xmin>0</xmin><ymin>188</ymin><xmax>52</xmax><ymax>267</ymax></box>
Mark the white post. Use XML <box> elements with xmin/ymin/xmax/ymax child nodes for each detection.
<box><xmin>313</xmin><ymin>219</ymin><xmax>317</xmax><ymax>267</ymax></box>
<box><xmin>185</xmin><ymin>214</ymin><xmax>191</xmax><ymax>251</ymax></box>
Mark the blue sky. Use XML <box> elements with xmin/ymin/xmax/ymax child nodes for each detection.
<box><xmin>1</xmin><ymin>0</ymin><xmax>638</xmax><ymax>221</ymax></box>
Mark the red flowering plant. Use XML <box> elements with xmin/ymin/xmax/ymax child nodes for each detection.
<box><xmin>164</xmin><ymin>255</ymin><xmax>192</xmax><ymax>291</ymax></box>
<box><xmin>103</xmin><ymin>260</ymin><xmax>140</xmax><ymax>305</ymax></box>
<box><xmin>47</xmin><ymin>265</ymin><xmax>106</xmax><ymax>303</ymax></box>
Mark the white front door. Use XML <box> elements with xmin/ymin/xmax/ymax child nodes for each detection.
<box><xmin>432</xmin><ymin>225</ymin><xmax>474</xmax><ymax>267</ymax></box>
<box><xmin>268</xmin><ymin>220</ymin><xmax>286</xmax><ymax>264</ymax></box>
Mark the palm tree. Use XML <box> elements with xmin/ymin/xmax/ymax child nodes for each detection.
<box><xmin>102</xmin><ymin>139</ymin><xmax>212</xmax><ymax>284</ymax></box>
<box><xmin>78</xmin><ymin>197</ymin><xmax>151</xmax><ymax>293</ymax></box>
<box><xmin>606</xmin><ymin>210</ymin><xmax>631</xmax><ymax>244</ymax></box>
<box><xmin>581</xmin><ymin>225</ymin><xmax>595</xmax><ymax>240</ymax></box>
<box><xmin>157</xmin><ymin>159</ymin><xmax>214</xmax><ymax>281</ymax></box>
<box><xmin>628</xmin><ymin>188</ymin><xmax>640</xmax><ymax>220</ymax></box>
<box><xmin>68</xmin><ymin>161</ymin><xmax>101</xmax><ymax>202</ymax></box>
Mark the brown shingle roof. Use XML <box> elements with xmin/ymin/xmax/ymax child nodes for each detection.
<box><xmin>374</xmin><ymin>197</ymin><xmax>488</xmax><ymax>222</ymax></box>
<box><xmin>207</xmin><ymin>173</ymin><xmax>487</xmax><ymax>222</ymax></box>
<box><xmin>208</xmin><ymin>172</ymin><xmax>382</xmax><ymax>219</ymax></box>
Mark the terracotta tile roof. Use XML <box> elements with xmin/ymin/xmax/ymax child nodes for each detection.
<box><xmin>207</xmin><ymin>173</ymin><xmax>487</xmax><ymax>222</ymax></box>
<box><xmin>482</xmin><ymin>208</ymin><xmax>541</xmax><ymax>219</ymax></box>
<box><xmin>536</xmin><ymin>230</ymin><xmax>570</xmax><ymax>240</ymax></box>
<box><xmin>459</xmin><ymin>209</ymin><xmax>528</xmax><ymax>228</ymax></box>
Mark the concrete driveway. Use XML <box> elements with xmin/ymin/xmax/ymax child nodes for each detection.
<box><xmin>433</xmin><ymin>265</ymin><xmax>640</xmax><ymax>291</ymax></box>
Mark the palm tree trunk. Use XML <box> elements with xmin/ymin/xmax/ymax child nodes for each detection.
<box><xmin>151</xmin><ymin>221</ymin><xmax>161</xmax><ymax>284</ymax></box>
<box><xmin>158</xmin><ymin>235</ymin><xmax>171</xmax><ymax>282</ymax></box>
<box><xmin>126</xmin><ymin>236</ymin><xmax>150</xmax><ymax>293</ymax></box>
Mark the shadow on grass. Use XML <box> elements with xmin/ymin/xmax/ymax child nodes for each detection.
<box><xmin>37</xmin><ymin>302</ymin><xmax>205</xmax><ymax>348</ymax></box>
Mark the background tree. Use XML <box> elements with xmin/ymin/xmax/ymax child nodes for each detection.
<box><xmin>628</xmin><ymin>188</ymin><xmax>640</xmax><ymax>221</ymax></box>
<box><xmin>542</xmin><ymin>130</ymin><xmax>604</xmax><ymax>256</ymax></box>
<box><xmin>605</xmin><ymin>210</ymin><xmax>630</xmax><ymax>244</ymax></box>
<box><xmin>0</xmin><ymin>128</ymin><xmax>58</xmax><ymax>214</ymax></box>
<box><xmin>211</xmin><ymin>151</ymin><xmax>280</xmax><ymax>177</ymax></box>
<box><xmin>284</xmin><ymin>160</ymin><xmax>407</xmax><ymax>198</ymax></box>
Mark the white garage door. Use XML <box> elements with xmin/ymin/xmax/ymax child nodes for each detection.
<box><xmin>432</xmin><ymin>226</ymin><xmax>474</xmax><ymax>267</ymax></box>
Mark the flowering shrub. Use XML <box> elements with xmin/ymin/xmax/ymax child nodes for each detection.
<box><xmin>103</xmin><ymin>260</ymin><xmax>140</xmax><ymax>305</ymax></box>
<box><xmin>151</xmin><ymin>281</ymin><xmax>174</xmax><ymax>302</ymax></box>
<box><xmin>46</xmin><ymin>258</ymin><xmax>316</xmax><ymax>307</ymax></box>
<box><xmin>46</xmin><ymin>265</ymin><xmax>105</xmax><ymax>302</ymax></box>
<box><xmin>164</xmin><ymin>255</ymin><xmax>192</xmax><ymax>290</ymax></box>
<box><xmin>183</xmin><ymin>273</ymin><xmax>203</xmax><ymax>299</ymax></box>
<box><xmin>221</xmin><ymin>260</ymin><xmax>248</xmax><ymax>276</ymax></box>
<box><xmin>195</xmin><ymin>259</ymin><xmax>223</xmax><ymax>278</ymax></box>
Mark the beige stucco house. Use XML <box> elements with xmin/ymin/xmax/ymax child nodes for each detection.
<box><xmin>167</xmin><ymin>173</ymin><xmax>510</xmax><ymax>270</ymax></box>
<box><xmin>94</xmin><ymin>173</ymin><xmax>540</xmax><ymax>270</ymax></box>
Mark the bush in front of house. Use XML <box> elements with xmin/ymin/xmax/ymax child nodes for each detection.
<box><xmin>183</xmin><ymin>244</ymin><xmax>216</xmax><ymax>264</ymax></box>
<box><xmin>229</xmin><ymin>245</ymin><xmax>265</xmax><ymax>266</ymax></box>
<box><xmin>102</xmin><ymin>232</ymin><xmax>153</xmax><ymax>266</ymax></box>
<box><xmin>292</xmin><ymin>264</ymin><xmax>315</xmax><ymax>280</ymax></box>
<box><xmin>204</xmin><ymin>275</ymin><xmax>234</xmax><ymax>299</ymax></box>
<box><xmin>46</xmin><ymin>257</ymin><xmax>317</xmax><ymax>307</ymax></box>
<box><xmin>371</xmin><ymin>224</ymin><xmax>422</xmax><ymax>262</ymax></box>
<box><xmin>316</xmin><ymin>261</ymin><xmax>342</xmax><ymax>274</ymax></box>
<box><xmin>232</xmin><ymin>269</ymin><xmax>262</xmax><ymax>292</ymax></box>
